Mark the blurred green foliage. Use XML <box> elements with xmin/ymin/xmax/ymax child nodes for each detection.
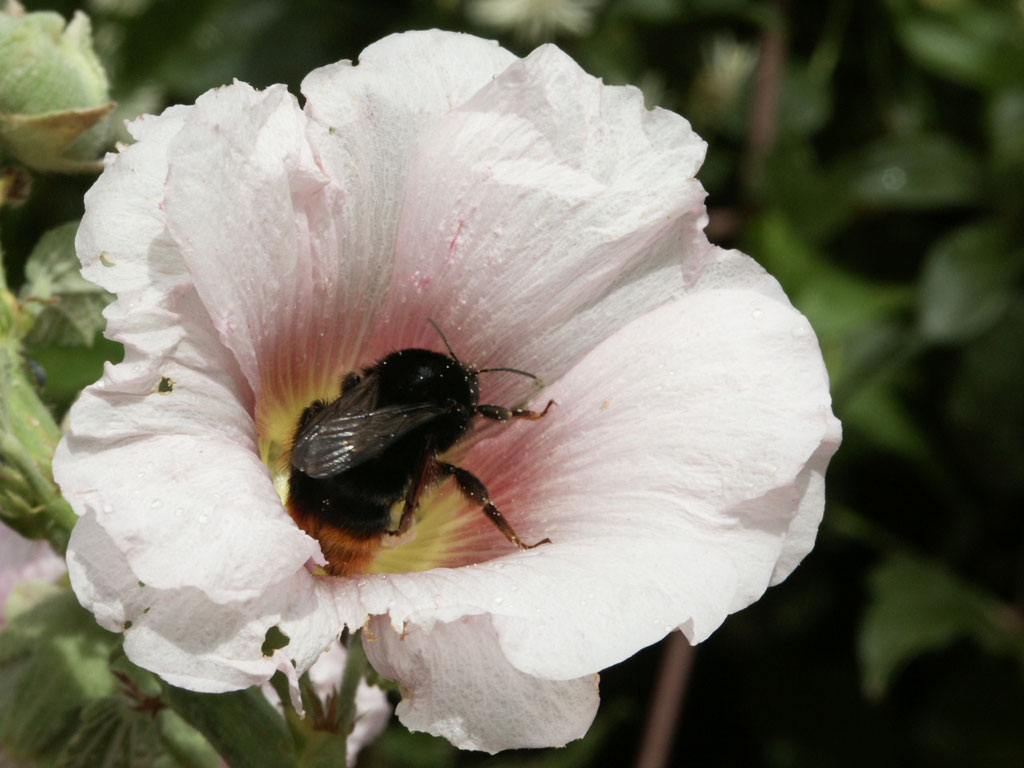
<box><xmin>2</xmin><ymin>0</ymin><xmax>1022</xmax><ymax>766</ymax></box>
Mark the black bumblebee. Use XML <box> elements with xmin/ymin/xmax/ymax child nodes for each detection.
<box><xmin>287</xmin><ymin>323</ymin><xmax>553</xmax><ymax>575</ymax></box>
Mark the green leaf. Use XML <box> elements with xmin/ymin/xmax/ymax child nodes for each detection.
<box><xmin>757</xmin><ymin>144</ymin><xmax>855</xmax><ymax>242</ymax></box>
<box><xmin>745</xmin><ymin>211</ymin><xmax>914</xmax><ymax>345</ymax></box>
<box><xmin>25</xmin><ymin>334</ymin><xmax>123</xmax><ymax>409</ymax></box>
<box><xmin>778</xmin><ymin>64</ymin><xmax>832</xmax><ymax>139</ymax></box>
<box><xmin>888</xmin><ymin>0</ymin><xmax>1024</xmax><ymax>90</ymax></box>
<box><xmin>18</xmin><ymin>220</ymin><xmax>112</xmax><ymax>348</ymax></box>
<box><xmin>858</xmin><ymin>553</ymin><xmax>1024</xmax><ymax>698</ymax></box>
<box><xmin>161</xmin><ymin>684</ymin><xmax>298</xmax><ymax>768</ymax></box>
<box><xmin>0</xmin><ymin>589</ymin><xmax>120</xmax><ymax>762</ymax></box>
<box><xmin>988</xmin><ymin>88</ymin><xmax>1024</xmax><ymax>169</ymax></box>
<box><xmin>840</xmin><ymin>367</ymin><xmax>930</xmax><ymax>462</ymax></box>
<box><xmin>850</xmin><ymin>134</ymin><xmax>983</xmax><ymax>209</ymax></box>
<box><xmin>946</xmin><ymin>303</ymin><xmax>1024</xmax><ymax>496</ymax></box>
<box><xmin>918</xmin><ymin>221</ymin><xmax>1024</xmax><ymax>343</ymax></box>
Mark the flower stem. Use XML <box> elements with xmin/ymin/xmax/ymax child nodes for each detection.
<box><xmin>633</xmin><ymin>631</ymin><xmax>696</xmax><ymax>768</ymax></box>
<box><xmin>335</xmin><ymin>631</ymin><xmax>368</xmax><ymax>735</ymax></box>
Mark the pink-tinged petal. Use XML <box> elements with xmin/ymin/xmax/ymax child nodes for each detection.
<box><xmin>0</xmin><ymin>527</ymin><xmax>65</xmax><ymax>627</ymax></box>
<box><xmin>66</xmin><ymin>513</ymin><xmax>338</xmax><ymax>692</ymax></box>
<box><xmin>160</xmin><ymin>82</ymin><xmax>348</xmax><ymax>425</ymax></box>
<box><xmin>363</xmin><ymin>614</ymin><xmax>597</xmax><ymax>753</ymax></box>
<box><xmin>300</xmin><ymin>32</ymin><xmax>516</xmax><ymax>361</ymax></box>
<box><xmin>333</xmin><ymin>288</ymin><xmax>834</xmax><ymax>680</ymax></box>
<box><xmin>375</xmin><ymin>43</ymin><xmax>711</xmax><ymax>405</ymax></box>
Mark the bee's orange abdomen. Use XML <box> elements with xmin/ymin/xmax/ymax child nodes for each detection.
<box><xmin>286</xmin><ymin>499</ymin><xmax>381</xmax><ymax>576</ymax></box>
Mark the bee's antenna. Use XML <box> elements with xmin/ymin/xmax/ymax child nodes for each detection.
<box><xmin>427</xmin><ymin>318</ymin><xmax>461</xmax><ymax>364</ymax></box>
<box><xmin>477</xmin><ymin>366</ymin><xmax>540</xmax><ymax>382</ymax></box>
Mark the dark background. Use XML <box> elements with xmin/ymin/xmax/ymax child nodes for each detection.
<box><xmin>2</xmin><ymin>1</ymin><xmax>1022</xmax><ymax>766</ymax></box>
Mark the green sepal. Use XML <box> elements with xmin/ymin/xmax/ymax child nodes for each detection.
<box><xmin>53</xmin><ymin>694</ymin><xmax>220</xmax><ymax>768</ymax></box>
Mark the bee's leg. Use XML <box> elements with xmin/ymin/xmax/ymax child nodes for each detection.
<box><xmin>438</xmin><ymin>462</ymin><xmax>551</xmax><ymax>550</ymax></box>
<box><xmin>476</xmin><ymin>399</ymin><xmax>555</xmax><ymax>422</ymax></box>
<box><xmin>389</xmin><ymin>442</ymin><xmax>435</xmax><ymax>537</ymax></box>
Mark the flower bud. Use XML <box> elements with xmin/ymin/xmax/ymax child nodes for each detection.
<box><xmin>0</xmin><ymin>2</ymin><xmax>113</xmax><ymax>172</ymax></box>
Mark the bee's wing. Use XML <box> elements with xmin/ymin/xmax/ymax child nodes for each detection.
<box><xmin>290</xmin><ymin>380</ymin><xmax>448</xmax><ymax>479</ymax></box>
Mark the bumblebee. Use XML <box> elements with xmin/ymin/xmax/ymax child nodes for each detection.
<box><xmin>287</xmin><ymin>324</ymin><xmax>553</xmax><ymax>575</ymax></box>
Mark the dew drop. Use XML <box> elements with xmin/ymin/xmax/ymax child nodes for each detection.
<box><xmin>198</xmin><ymin>513</ymin><xmax>209</xmax><ymax>525</ymax></box>
<box><xmin>174</xmin><ymin>507</ymin><xmax>184</xmax><ymax>517</ymax></box>
<box><xmin>150</xmin><ymin>499</ymin><xmax>163</xmax><ymax>509</ymax></box>
<box><xmin>751</xmin><ymin>308</ymin><xmax>764</xmax><ymax>320</ymax></box>
<box><xmin>357</xmin><ymin>579</ymin><xmax>368</xmax><ymax>588</ymax></box>
<box><xmin>494</xmin><ymin>596</ymin><xmax>504</xmax><ymax>605</ymax></box>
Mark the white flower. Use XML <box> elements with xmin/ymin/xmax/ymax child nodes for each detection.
<box><xmin>54</xmin><ymin>30</ymin><xmax>840</xmax><ymax>752</ymax></box>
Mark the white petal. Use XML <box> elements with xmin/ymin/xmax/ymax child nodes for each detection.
<box><xmin>363</xmin><ymin>614</ymin><xmax>597</xmax><ymax>753</ymax></box>
<box><xmin>57</xmin><ymin>431</ymin><xmax>316</xmax><ymax>601</ymax></box>
<box><xmin>67</xmin><ymin>513</ymin><xmax>338</xmax><ymax>692</ymax></box>
<box><xmin>75</xmin><ymin>105</ymin><xmax>192</xmax><ymax>302</ymax></box>
<box><xmin>333</xmin><ymin>288</ymin><xmax>835</xmax><ymax>681</ymax></box>
<box><xmin>55</xmin><ymin>290</ymin><xmax>319</xmax><ymax>601</ymax></box>
<box><xmin>769</xmin><ymin>412</ymin><xmax>842</xmax><ymax>585</ymax></box>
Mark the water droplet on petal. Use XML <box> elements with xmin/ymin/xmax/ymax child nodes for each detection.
<box><xmin>751</xmin><ymin>308</ymin><xmax>764</xmax><ymax>320</ymax></box>
<box><xmin>150</xmin><ymin>499</ymin><xmax>163</xmax><ymax>509</ymax></box>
